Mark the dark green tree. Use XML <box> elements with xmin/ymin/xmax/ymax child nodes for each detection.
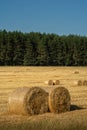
<box><xmin>13</xmin><ymin>31</ymin><xmax>25</xmax><ymax>65</ymax></box>
<box><xmin>23</xmin><ymin>40</ymin><xmax>35</xmax><ymax>65</ymax></box>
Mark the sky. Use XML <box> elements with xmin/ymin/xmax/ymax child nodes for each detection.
<box><xmin>0</xmin><ymin>0</ymin><xmax>87</xmax><ymax>36</ymax></box>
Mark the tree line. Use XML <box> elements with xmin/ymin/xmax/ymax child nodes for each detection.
<box><xmin>0</xmin><ymin>30</ymin><xmax>87</xmax><ymax>66</ymax></box>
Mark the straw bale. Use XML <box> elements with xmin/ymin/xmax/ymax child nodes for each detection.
<box><xmin>74</xmin><ymin>71</ymin><xmax>79</xmax><ymax>74</ymax></box>
<box><xmin>49</xmin><ymin>86</ymin><xmax>71</xmax><ymax>113</ymax></box>
<box><xmin>55</xmin><ymin>80</ymin><xmax>60</xmax><ymax>85</ymax></box>
<box><xmin>8</xmin><ymin>87</ymin><xmax>48</xmax><ymax>115</ymax></box>
<box><xmin>83</xmin><ymin>80</ymin><xmax>87</xmax><ymax>86</ymax></box>
<box><xmin>74</xmin><ymin>80</ymin><xmax>80</xmax><ymax>86</ymax></box>
<box><xmin>48</xmin><ymin>80</ymin><xmax>54</xmax><ymax>85</ymax></box>
<box><xmin>44</xmin><ymin>81</ymin><xmax>49</xmax><ymax>85</ymax></box>
<box><xmin>77</xmin><ymin>80</ymin><xmax>83</xmax><ymax>86</ymax></box>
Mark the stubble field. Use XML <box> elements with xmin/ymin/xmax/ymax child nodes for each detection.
<box><xmin>0</xmin><ymin>66</ymin><xmax>87</xmax><ymax>130</ymax></box>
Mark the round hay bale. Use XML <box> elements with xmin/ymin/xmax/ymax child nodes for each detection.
<box><xmin>44</xmin><ymin>81</ymin><xmax>48</xmax><ymax>85</ymax></box>
<box><xmin>77</xmin><ymin>80</ymin><xmax>83</xmax><ymax>86</ymax></box>
<box><xmin>55</xmin><ymin>80</ymin><xmax>60</xmax><ymax>85</ymax></box>
<box><xmin>49</xmin><ymin>86</ymin><xmax>71</xmax><ymax>113</ymax></box>
<box><xmin>74</xmin><ymin>71</ymin><xmax>79</xmax><ymax>74</ymax></box>
<box><xmin>83</xmin><ymin>80</ymin><xmax>87</xmax><ymax>86</ymax></box>
<box><xmin>73</xmin><ymin>81</ymin><xmax>78</xmax><ymax>85</ymax></box>
<box><xmin>8</xmin><ymin>87</ymin><xmax>49</xmax><ymax>115</ymax></box>
<box><xmin>48</xmin><ymin>80</ymin><xmax>54</xmax><ymax>85</ymax></box>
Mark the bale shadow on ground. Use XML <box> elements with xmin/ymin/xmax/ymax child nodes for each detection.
<box><xmin>70</xmin><ymin>105</ymin><xmax>85</xmax><ymax>111</ymax></box>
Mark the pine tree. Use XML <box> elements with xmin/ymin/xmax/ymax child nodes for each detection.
<box><xmin>23</xmin><ymin>40</ymin><xmax>35</xmax><ymax>65</ymax></box>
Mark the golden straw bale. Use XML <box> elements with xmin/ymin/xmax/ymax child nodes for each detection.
<box><xmin>77</xmin><ymin>80</ymin><xmax>83</xmax><ymax>86</ymax></box>
<box><xmin>8</xmin><ymin>87</ymin><xmax>49</xmax><ymax>115</ymax></box>
<box><xmin>83</xmin><ymin>80</ymin><xmax>87</xmax><ymax>86</ymax></box>
<box><xmin>44</xmin><ymin>81</ymin><xmax>49</xmax><ymax>85</ymax></box>
<box><xmin>74</xmin><ymin>71</ymin><xmax>79</xmax><ymax>74</ymax></box>
<box><xmin>48</xmin><ymin>80</ymin><xmax>54</xmax><ymax>85</ymax></box>
<box><xmin>55</xmin><ymin>80</ymin><xmax>60</xmax><ymax>85</ymax></box>
<box><xmin>49</xmin><ymin>86</ymin><xmax>71</xmax><ymax>113</ymax></box>
<box><xmin>73</xmin><ymin>81</ymin><xmax>78</xmax><ymax>86</ymax></box>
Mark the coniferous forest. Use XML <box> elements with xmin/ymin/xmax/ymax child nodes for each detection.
<box><xmin>0</xmin><ymin>30</ymin><xmax>87</xmax><ymax>66</ymax></box>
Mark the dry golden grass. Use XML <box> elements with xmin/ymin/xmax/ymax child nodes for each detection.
<box><xmin>0</xmin><ymin>66</ymin><xmax>87</xmax><ymax>129</ymax></box>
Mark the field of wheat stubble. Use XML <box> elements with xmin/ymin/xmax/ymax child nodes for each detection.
<box><xmin>0</xmin><ymin>66</ymin><xmax>87</xmax><ymax>130</ymax></box>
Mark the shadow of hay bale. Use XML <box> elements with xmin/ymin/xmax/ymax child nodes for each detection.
<box><xmin>70</xmin><ymin>105</ymin><xmax>84</xmax><ymax>111</ymax></box>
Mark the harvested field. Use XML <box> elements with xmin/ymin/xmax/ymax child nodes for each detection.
<box><xmin>0</xmin><ymin>66</ymin><xmax>87</xmax><ymax>130</ymax></box>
